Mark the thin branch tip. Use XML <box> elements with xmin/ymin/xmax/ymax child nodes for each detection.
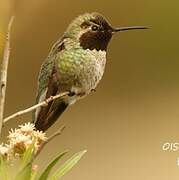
<box><xmin>34</xmin><ymin>125</ymin><xmax>66</xmax><ymax>159</ymax></box>
<box><xmin>3</xmin><ymin>92</ymin><xmax>69</xmax><ymax>124</ymax></box>
<box><xmin>0</xmin><ymin>16</ymin><xmax>15</xmax><ymax>135</ymax></box>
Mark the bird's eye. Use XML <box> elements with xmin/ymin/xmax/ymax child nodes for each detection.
<box><xmin>91</xmin><ymin>25</ymin><xmax>99</xmax><ymax>31</ymax></box>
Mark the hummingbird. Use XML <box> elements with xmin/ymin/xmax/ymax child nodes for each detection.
<box><xmin>33</xmin><ymin>12</ymin><xmax>147</xmax><ymax>131</ymax></box>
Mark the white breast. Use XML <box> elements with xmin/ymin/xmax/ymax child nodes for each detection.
<box><xmin>81</xmin><ymin>49</ymin><xmax>106</xmax><ymax>92</ymax></box>
<box><xmin>72</xmin><ymin>50</ymin><xmax>106</xmax><ymax>94</ymax></box>
<box><xmin>61</xmin><ymin>47</ymin><xmax>106</xmax><ymax>105</ymax></box>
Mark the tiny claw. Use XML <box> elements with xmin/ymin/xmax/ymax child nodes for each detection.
<box><xmin>68</xmin><ymin>91</ymin><xmax>76</xmax><ymax>97</ymax></box>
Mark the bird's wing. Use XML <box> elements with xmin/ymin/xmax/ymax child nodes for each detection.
<box><xmin>33</xmin><ymin>38</ymin><xmax>68</xmax><ymax>131</ymax></box>
<box><xmin>36</xmin><ymin>38</ymin><xmax>65</xmax><ymax>104</ymax></box>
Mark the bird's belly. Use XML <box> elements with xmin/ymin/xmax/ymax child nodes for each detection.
<box><xmin>58</xmin><ymin>49</ymin><xmax>106</xmax><ymax>95</ymax></box>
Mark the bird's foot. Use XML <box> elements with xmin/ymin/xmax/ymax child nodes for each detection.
<box><xmin>69</xmin><ymin>87</ymin><xmax>86</xmax><ymax>97</ymax></box>
<box><xmin>68</xmin><ymin>91</ymin><xmax>76</xmax><ymax>97</ymax></box>
<box><xmin>91</xmin><ymin>89</ymin><xmax>96</xmax><ymax>92</ymax></box>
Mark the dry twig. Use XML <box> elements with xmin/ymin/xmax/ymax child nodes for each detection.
<box><xmin>34</xmin><ymin>125</ymin><xmax>66</xmax><ymax>159</ymax></box>
<box><xmin>3</xmin><ymin>92</ymin><xmax>69</xmax><ymax>124</ymax></box>
<box><xmin>0</xmin><ymin>17</ymin><xmax>14</xmax><ymax>135</ymax></box>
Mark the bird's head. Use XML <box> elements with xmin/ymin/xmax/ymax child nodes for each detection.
<box><xmin>64</xmin><ymin>12</ymin><xmax>147</xmax><ymax>51</ymax></box>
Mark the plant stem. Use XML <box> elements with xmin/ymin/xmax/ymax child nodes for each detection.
<box><xmin>0</xmin><ymin>17</ymin><xmax>14</xmax><ymax>136</ymax></box>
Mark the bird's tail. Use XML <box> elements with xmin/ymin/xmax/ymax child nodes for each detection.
<box><xmin>33</xmin><ymin>100</ymin><xmax>68</xmax><ymax>132</ymax></box>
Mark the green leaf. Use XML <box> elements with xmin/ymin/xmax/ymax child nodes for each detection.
<box><xmin>14</xmin><ymin>144</ymin><xmax>34</xmax><ymax>180</ymax></box>
<box><xmin>39</xmin><ymin>150</ymin><xmax>68</xmax><ymax>180</ymax></box>
<box><xmin>14</xmin><ymin>163</ymin><xmax>32</xmax><ymax>180</ymax></box>
<box><xmin>31</xmin><ymin>167</ymin><xmax>38</xmax><ymax>180</ymax></box>
<box><xmin>0</xmin><ymin>155</ymin><xmax>7</xmax><ymax>180</ymax></box>
<box><xmin>21</xmin><ymin>144</ymin><xmax>34</xmax><ymax>168</ymax></box>
<box><xmin>49</xmin><ymin>150</ymin><xmax>87</xmax><ymax>180</ymax></box>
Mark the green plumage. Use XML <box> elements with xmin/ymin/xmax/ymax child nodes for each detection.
<box><xmin>33</xmin><ymin>13</ymin><xmax>110</xmax><ymax>131</ymax></box>
<box><xmin>33</xmin><ymin>12</ymin><xmax>146</xmax><ymax>131</ymax></box>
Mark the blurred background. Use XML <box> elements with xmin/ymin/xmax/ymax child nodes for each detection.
<box><xmin>1</xmin><ymin>0</ymin><xmax>179</xmax><ymax>179</ymax></box>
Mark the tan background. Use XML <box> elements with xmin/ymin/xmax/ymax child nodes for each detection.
<box><xmin>1</xmin><ymin>0</ymin><xmax>179</xmax><ymax>179</ymax></box>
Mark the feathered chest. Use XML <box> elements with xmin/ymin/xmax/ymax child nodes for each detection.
<box><xmin>57</xmin><ymin>48</ymin><xmax>106</xmax><ymax>91</ymax></box>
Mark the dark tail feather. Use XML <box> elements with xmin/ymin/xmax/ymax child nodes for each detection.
<box><xmin>35</xmin><ymin>101</ymin><xmax>68</xmax><ymax>132</ymax></box>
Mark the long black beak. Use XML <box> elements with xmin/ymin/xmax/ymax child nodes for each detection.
<box><xmin>112</xmin><ymin>26</ymin><xmax>148</xmax><ymax>33</ymax></box>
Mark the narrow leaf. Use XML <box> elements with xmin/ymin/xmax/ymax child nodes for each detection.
<box><xmin>49</xmin><ymin>150</ymin><xmax>87</xmax><ymax>180</ymax></box>
<box><xmin>21</xmin><ymin>144</ymin><xmax>34</xmax><ymax>168</ymax></box>
<box><xmin>14</xmin><ymin>163</ymin><xmax>32</xmax><ymax>180</ymax></box>
<box><xmin>31</xmin><ymin>166</ymin><xmax>38</xmax><ymax>180</ymax></box>
<box><xmin>39</xmin><ymin>150</ymin><xmax>68</xmax><ymax>180</ymax></box>
<box><xmin>0</xmin><ymin>155</ymin><xmax>7</xmax><ymax>180</ymax></box>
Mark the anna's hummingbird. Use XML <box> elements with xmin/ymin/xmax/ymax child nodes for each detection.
<box><xmin>33</xmin><ymin>12</ymin><xmax>147</xmax><ymax>131</ymax></box>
